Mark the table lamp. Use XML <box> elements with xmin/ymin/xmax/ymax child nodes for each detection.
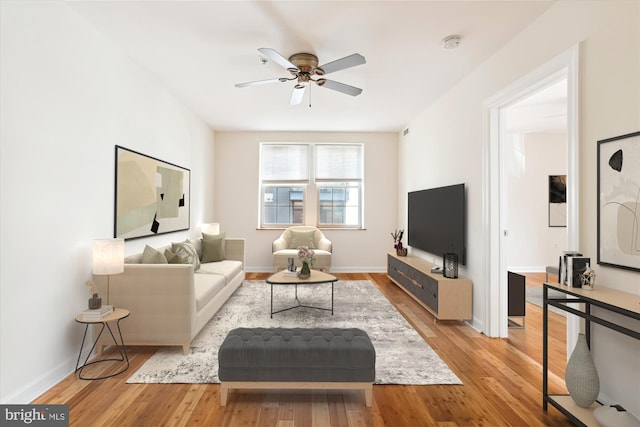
<box><xmin>202</xmin><ymin>223</ymin><xmax>220</xmax><ymax>236</ymax></box>
<box><xmin>92</xmin><ymin>238</ymin><xmax>124</xmax><ymax>304</ymax></box>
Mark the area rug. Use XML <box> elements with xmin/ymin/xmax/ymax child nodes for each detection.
<box><xmin>526</xmin><ymin>286</ymin><xmax>567</xmax><ymax>316</ymax></box>
<box><xmin>127</xmin><ymin>280</ymin><xmax>462</xmax><ymax>385</ymax></box>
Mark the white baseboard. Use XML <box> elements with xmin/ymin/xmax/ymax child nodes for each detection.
<box><xmin>506</xmin><ymin>266</ymin><xmax>546</xmax><ymax>273</ymax></box>
<box><xmin>3</xmin><ymin>356</ymin><xmax>76</xmax><ymax>404</ymax></box>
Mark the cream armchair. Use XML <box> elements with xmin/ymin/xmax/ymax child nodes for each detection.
<box><xmin>272</xmin><ymin>226</ymin><xmax>332</xmax><ymax>272</ymax></box>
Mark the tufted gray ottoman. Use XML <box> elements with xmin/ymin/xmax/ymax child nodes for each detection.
<box><xmin>218</xmin><ymin>327</ymin><xmax>376</xmax><ymax>406</ymax></box>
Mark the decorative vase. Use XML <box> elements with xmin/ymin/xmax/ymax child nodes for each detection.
<box><xmin>395</xmin><ymin>242</ymin><xmax>407</xmax><ymax>256</ymax></box>
<box><xmin>297</xmin><ymin>261</ymin><xmax>311</xmax><ymax>279</ymax></box>
<box><xmin>580</xmin><ymin>264</ymin><xmax>596</xmax><ymax>290</ymax></box>
<box><xmin>565</xmin><ymin>333</ymin><xmax>600</xmax><ymax>408</ymax></box>
<box><xmin>88</xmin><ymin>293</ymin><xmax>102</xmax><ymax>310</ymax></box>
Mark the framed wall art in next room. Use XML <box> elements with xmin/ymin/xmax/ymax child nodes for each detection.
<box><xmin>548</xmin><ymin>175</ymin><xmax>567</xmax><ymax>227</ymax></box>
<box><xmin>114</xmin><ymin>145</ymin><xmax>190</xmax><ymax>240</ymax></box>
<box><xmin>597</xmin><ymin>131</ymin><xmax>640</xmax><ymax>271</ymax></box>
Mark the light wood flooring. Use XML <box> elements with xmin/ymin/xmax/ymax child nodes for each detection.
<box><xmin>33</xmin><ymin>272</ymin><xmax>572</xmax><ymax>426</ymax></box>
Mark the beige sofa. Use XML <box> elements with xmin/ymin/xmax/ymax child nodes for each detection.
<box><xmin>95</xmin><ymin>238</ymin><xmax>245</xmax><ymax>355</ymax></box>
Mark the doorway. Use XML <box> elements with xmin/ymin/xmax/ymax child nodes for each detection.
<box><xmin>484</xmin><ymin>45</ymin><xmax>580</xmax><ymax>348</ymax></box>
<box><xmin>503</xmin><ymin>79</ymin><xmax>569</xmax><ymax>333</ymax></box>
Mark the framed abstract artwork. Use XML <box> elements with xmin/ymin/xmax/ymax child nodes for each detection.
<box><xmin>597</xmin><ymin>131</ymin><xmax>640</xmax><ymax>271</ymax></box>
<box><xmin>548</xmin><ymin>175</ymin><xmax>567</xmax><ymax>227</ymax></box>
<box><xmin>114</xmin><ymin>146</ymin><xmax>190</xmax><ymax>240</ymax></box>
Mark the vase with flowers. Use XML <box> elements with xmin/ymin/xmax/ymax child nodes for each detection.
<box><xmin>391</xmin><ymin>229</ymin><xmax>407</xmax><ymax>256</ymax></box>
<box><xmin>85</xmin><ymin>279</ymin><xmax>102</xmax><ymax>309</ymax></box>
<box><xmin>297</xmin><ymin>246</ymin><xmax>315</xmax><ymax>279</ymax></box>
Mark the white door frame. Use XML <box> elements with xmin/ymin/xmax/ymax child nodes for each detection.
<box><xmin>483</xmin><ymin>45</ymin><xmax>580</xmax><ymax>344</ymax></box>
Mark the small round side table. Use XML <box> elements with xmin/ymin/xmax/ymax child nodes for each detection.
<box><xmin>74</xmin><ymin>307</ymin><xmax>130</xmax><ymax>380</ymax></box>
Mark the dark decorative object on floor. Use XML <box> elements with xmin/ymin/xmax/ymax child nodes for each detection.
<box><xmin>565</xmin><ymin>333</ymin><xmax>600</xmax><ymax>408</ymax></box>
<box><xmin>88</xmin><ymin>293</ymin><xmax>102</xmax><ymax>310</ymax></box>
<box><xmin>443</xmin><ymin>253</ymin><xmax>459</xmax><ymax>278</ymax></box>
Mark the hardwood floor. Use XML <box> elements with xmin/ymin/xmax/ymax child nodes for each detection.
<box><xmin>33</xmin><ymin>272</ymin><xmax>572</xmax><ymax>426</ymax></box>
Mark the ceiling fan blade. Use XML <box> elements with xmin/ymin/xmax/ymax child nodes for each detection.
<box><xmin>258</xmin><ymin>48</ymin><xmax>297</xmax><ymax>70</ymax></box>
<box><xmin>290</xmin><ymin>84</ymin><xmax>307</xmax><ymax>105</ymax></box>
<box><xmin>235</xmin><ymin>78</ymin><xmax>283</xmax><ymax>88</ymax></box>
<box><xmin>317</xmin><ymin>79</ymin><xmax>362</xmax><ymax>96</ymax></box>
<box><xmin>317</xmin><ymin>53</ymin><xmax>366</xmax><ymax>75</ymax></box>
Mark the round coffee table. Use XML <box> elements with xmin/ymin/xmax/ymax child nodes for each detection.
<box><xmin>266</xmin><ymin>270</ymin><xmax>338</xmax><ymax>318</ymax></box>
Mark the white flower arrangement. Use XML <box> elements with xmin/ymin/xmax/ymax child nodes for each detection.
<box><xmin>297</xmin><ymin>246</ymin><xmax>316</xmax><ymax>266</ymax></box>
<box><xmin>85</xmin><ymin>279</ymin><xmax>97</xmax><ymax>295</ymax></box>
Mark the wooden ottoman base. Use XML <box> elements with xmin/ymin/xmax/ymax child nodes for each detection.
<box><xmin>220</xmin><ymin>381</ymin><xmax>373</xmax><ymax>407</ymax></box>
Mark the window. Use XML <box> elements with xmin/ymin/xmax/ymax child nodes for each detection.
<box><xmin>260</xmin><ymin>143</ymin><xmax>363</xmax><ymax>228</ymax></box>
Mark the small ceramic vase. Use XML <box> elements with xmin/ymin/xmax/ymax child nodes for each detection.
<box><xmin>88</xmin><ymin>293</ymin><xmax>102</xmax><ymax>309</ymax></box>
<box><xmin>297</xmin><ymin>261</ymin><xmax>311</xmax><ymax>279</ymax></box>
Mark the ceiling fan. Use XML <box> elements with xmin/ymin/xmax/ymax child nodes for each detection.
<box><xmin>236</xmin><ymin>48</ymin><xmax>366</xmax><ymax>105</ymax></box>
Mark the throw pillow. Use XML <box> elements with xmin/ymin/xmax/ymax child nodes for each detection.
<box><xmin>288</xmin><ymin>229</ymin><xmax>316</xmax><ymax>249</ymax></box>
<box><xmin>201</xmin><ymin>232</ymin><xmax>226</xmax><ymax>263</ymax></box>
<box><xmin>141</xmin><ymin>245</ymin><xmax>168</xmax><ymax>264</ymax></box>
<box><xmin>164</xmin><ymin>248</ymin><xmax>182</xmax><ymax>264</ymax></box>
<box><xmin>170</xmin><ymin>240</ymin><xmax>201</xmax><ymax>269</ymax></box>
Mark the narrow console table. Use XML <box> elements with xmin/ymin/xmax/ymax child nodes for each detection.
<box><xmin>387</xmin><ymin>252</ymin><xmax>472</xmax><ymax>321</ymax></box>
<box><xmin>542</xmin><ymin>282</ymin><xmax>640</xmax><ymax>426</ymax></box>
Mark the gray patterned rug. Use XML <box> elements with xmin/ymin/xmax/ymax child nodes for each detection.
<box><xmin>126</xmin><ymin>280</ymin><xmax>462</xmax><ymax>385</ymax></box>
<box><xmin>526</xmin><ymin>286</ymin><xmax>567</xmax><ymax>316</ymax></box>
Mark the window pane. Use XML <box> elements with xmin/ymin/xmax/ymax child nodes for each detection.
<box><xmin>262</xmin><ymin>185</ymin><xmax>304</xmax><ymax>226</ymax></box>
<box><xmin>261</xmin><ymin>144</ymin><xmax>309</xmax><ymax>181</ymax></box>
<box><xmin>317</xmin><ymin>183</ymin><xmax>361</xmax><ymax>226</ymax></box>
<box><xmin>315</xmin><ymin>144</ymin><xmax>363</xmax><ymax>180</ymax></box>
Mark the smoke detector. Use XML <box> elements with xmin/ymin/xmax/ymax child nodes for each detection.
<box><xmin>441</xmin><ymin>35</ymin><xmax>461</xmax><ymax>50</ymax></box>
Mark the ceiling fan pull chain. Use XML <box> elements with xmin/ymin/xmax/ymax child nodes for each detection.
<box><xmin>309</xmin><ymin>82</ymin><xmax>312</xmax><ymax>108</ymax></box>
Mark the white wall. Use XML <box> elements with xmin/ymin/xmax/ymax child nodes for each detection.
<box><xmin>506</xmin><ymin>132</ymin><xmax>567</xmax><ymax>271</ymax></box>
<box><xmin>0</xmin><ymin>2</ymin><xmax>215</xmax><ymax>403</ymax></box>
<box><xmin>214</xmin><ymin>131</ymin><xmax>398</xmax><ymax>272</ymax></box>
<box><xmin>400</xmin><ymin>0</ymin><xmax>639</xmax><ymax>416</ymax></box>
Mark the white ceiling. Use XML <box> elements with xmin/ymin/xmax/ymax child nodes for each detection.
<box><xmin>68</xmin><ymin>1</ymin><xmax>555</xmax><ymax>132</ymax></box>
<box><xmin>506</xmin><ymin>79</ymin><xmax>568</xmax><ymax>134</ymax></box>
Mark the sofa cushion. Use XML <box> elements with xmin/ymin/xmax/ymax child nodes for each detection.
<box><xmin>167</xmin><ymin>240</ymin><xmax>201</xmax><ymax>270</ymax></box>
<box><xmin>201</xmin><ymin>232</ymin><xmax>226</xmax><ymax>263</ymax></box>
<box><xmin>288</xmin><ymin>230</ymin><xmax>316</xmax><ymax>249</ymax></box>
<box><xmin>198</xmin><ymin>260</ymin><xmax>243</xmax><ymax>283</ymax></box>
<box><xmin>194</xmin><ymin>273</ymin><xmax>226</xmax><ymax>312</ymax></box>
<box><xmin>141</xmin><ymin>245</ymin><xmax>168</xmax><ymax>264</ymax></box>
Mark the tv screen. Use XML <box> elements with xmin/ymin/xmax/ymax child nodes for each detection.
<box><xmin>408</xmin><ymin>183</ymin><xmax>466</xmax><ymax>265</ymax></box>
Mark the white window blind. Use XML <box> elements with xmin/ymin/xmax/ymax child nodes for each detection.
<box><xmin>315</xmin><ymin>144</ymin><xmax>363</xmax><ymax>180</ymax></box>
<box><xmin>261</xmin><ymin>144</ymin><xmax>309</xmax><ymax>181</ymax></box>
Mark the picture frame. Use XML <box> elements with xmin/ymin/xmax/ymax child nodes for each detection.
<box><xmin>114</xmin><ymin>145</ymin><xmax>190</xmax><ymax>240</ymax></box>
<box><xmin>597</xmin><ymin>131</ymin><xmax>640</xmax><ymax>271</ymax></box>
<box><xmin>548</xmin><ymin>175</ymin><xmax>567</xmax><ymax>227</ymax></box>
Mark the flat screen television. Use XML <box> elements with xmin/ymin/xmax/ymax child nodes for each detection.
<box><xmin>407</xmin><ymin>183</ymin><xmax>466</xmax><ymax>265</ymax></box>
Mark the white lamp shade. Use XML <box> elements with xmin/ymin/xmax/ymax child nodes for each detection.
<box><xmin>202</xmin><ymin>223</ymin><xmax>220</xmax><ymax>235</ymax></box>
<box><xmin>92</xmin><ymin>238</ymin><xmax>124</xmax><ymax>275</ymax></box>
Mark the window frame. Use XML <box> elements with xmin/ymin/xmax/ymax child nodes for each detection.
<box><xmin>259</xmin><ymin>142</ymin><xmax>364</xmax><ymax>229</ymax></box>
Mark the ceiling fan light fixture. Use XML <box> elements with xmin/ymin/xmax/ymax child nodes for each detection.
<box><xmin>442</xmin><ymin>35</ymin><xmax>461</xmax><ymax>50</ymax></box>
<box><xmin>236</xmin><ymin>48</ymin><xmax>365</xmax><ymax>103</ymax></box>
